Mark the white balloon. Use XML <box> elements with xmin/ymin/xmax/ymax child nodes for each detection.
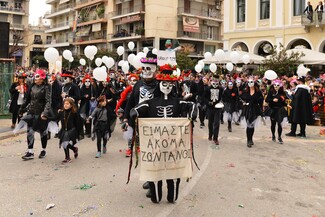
<box><xmin>143</xmin><ymin>47</ymin><xmax>149</xmax><ymax>54</ymax></box>
<box><xmin>128</xmin><ymin>41</ymin><xmax>135</xmax><ymax>51</ymax></box>
<box><xmin>101</xmin><ymin>66</ymin><xmax>107</xmax><ymax>73</ymax></box>
<box><xmin>230</xmin><ymin>51</ymin><xmax>240</xmax><ymax>64</ymax></box>
<box><xmin>215</xmin><ymin>49</ymin><xmax>225</xmax><ymax>62</ymax></box>
<box><xmin>209</xmin><ymin>63</ymin><xmax>217</xmax><ymax>73</ymax></box>
<box><xmin>118</xmin><ymin>60</ymin><xmax>125</xmax><ymax>67</ymax></box>
<box><xmin>90</xmin><ymin>45</ymin><xmax>98</xmax><ymax>56</ymax></box>
<box><xmin>89</xmin><ymin>56</ymin><xmax>94</xmax><ymax>61</ymax></box>
<box><xmin>264</xmin><ymin>70</ymin><xmax>278</xmax><ymax>80</ymax></box>
<box><xmin>198</xmin><ymin>60</ymin><xmax>205</xmax><ymax>68</ymax></box>
<box><xmin>93</xmin><ymin>67</ymin><xmax>107</xmax><ymax>81</ymax></box>
<box><xmin>137</xmin><ymin>52</ymin><xmax>146</xmax><ymax>58</ymax></box>
<box><xmin>102</xmin><ymin>56</ymin><xmax>109</xmax><ymax>65</ymax></box>
<box><xmin>69</xmin><ymin>57</ymin><xmax>74</xmax><ymax>63</ymax></box>
<box><xmin>122</xmin><ymin>62</ymin><xmax>130</xmax><ymax>73</ymax></box>
<box><xmin>95</xmin><ymin>58</ymin><xmax>103</xmax><ymax>67</ymax></box>
<box><xmin>204</xmin><ymin>52</ymin><xmax>213</xmax><ymax>60</ymax></box>
<box><xmin>174</xmin><ymin>68</ymin><xmax>181</xmax><ymax>77</ymax></box>
<box><xmin>106</xmin><ymin>57</ymin><xmax>115</xmax><ymax>68</ymax></box>
<box><xmin>152</xmin><ymin>48</ymin><xmax>158</xmax><ymax>55</ymax></box>
<box><xmin>128</xmin><ymin>53</ymin><xmax>136</xmax><ymax>65</ymax></box>
<box><xmin>84</xmin><ymin>46</ymin><xmax>92</xmax><ymax>59</ymax></box>
<box><xmin>132</xmin><ymin>56</ymin><xmax>142</xmax><ymax>69</ymax></box>
<box><xmin>79</xmin><ymin>58</ymin><xmax>86</xmax><ymax>66</ymax></box>
<box><xmin>226</xmin><ymin>62</ymin><xmax>234</xmax><ymax>72</ymax></box>
<box><xmin>242</xmin><ymin>54</ymin><xmax>250</xmax><ymax>65</ymax></box>
<box><xmin>117</xmin><ymin>46</ymin><xmax>125</xmax><ymax>56</ymax></box>
<box><xmin>55</xmin><ymin>60</ymin><xmax>62</xmax><ymax>68</ymax></box>
<box><xmin>44</xmin><ymin>47</ymin><xmax>59</xmax><ymax>63</ymax></box>
<box><xmin>195</xmin><ymin>64</ymin><xmax>202</xmax><ymax>73</ymax></box>
<box><xmin>62</xmin><ymin>50</ymin><xmax>72</xmax><ymax>61</ymax></box>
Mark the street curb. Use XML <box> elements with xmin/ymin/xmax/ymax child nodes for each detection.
<box><xmin>0</xmin><ymin>131</ymin><xmax>26</xmax><ymax>141</ymax></box>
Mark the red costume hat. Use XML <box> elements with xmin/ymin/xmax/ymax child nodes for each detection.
<box><xmin>128</xmin><ymin>73</ymin><xmax>139</xmax><ymax>80</ymax></box>
<box><xmin>82</xmin><ymin>74</ymin><xmax>93</xmax><ymax>83</ymax></box>
<box><xmin>61</xmin><ymin>70</ymin><xmax>75</xmax><ymax>78</ymax></box>
<box><xmin>156</xmin><ymin>64</ymin><xmax>179</xmax><ymax>81</ymax></box>
<box><xmin>34</xmin><ymin>69</ymin><xmax>46</xmax><ymax>80</ymax></box>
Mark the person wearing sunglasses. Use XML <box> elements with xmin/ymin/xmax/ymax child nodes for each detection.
<box><xmin>265</xmin><ymin>80</ymin><xmax>287</xmax><ymax>144</ymax></box>
<box><xmin>18</xmin><ymin>69</ymin><xmax>52</xmax><ymax>160</ymax></box>
<box><xmin>240</xmin><ymin>77</ymin><xmax>264</xmax><ymax>148</ymax></box>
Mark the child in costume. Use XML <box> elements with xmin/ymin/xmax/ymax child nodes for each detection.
<box><xmin>89</xmin><ymin>96</ymin><xmax>114</xmax><ymax>158</ymax></box>
<box><xmin>57</xmin><ymin>97</ymin><xmax>80</xmax><ymax>163</ymax></box>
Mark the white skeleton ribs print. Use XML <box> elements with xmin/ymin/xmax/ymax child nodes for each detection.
<box><xmin>139</xmin><ymin>86</ymin><xmax>154</xmax><ymax>103</ymax></box>
<box><xmin>156</xmin><ymin>105</ymin><xmax>174</xmax><ymax>118</ymax></box>
<box><xmin>210</xmin><ymin>88</ymin><xmax>219</xmax><ymax>102</ymax></box>
<box><xmin>183</xmin><ymin>83</ymin><xmax>190</xmax><ymax>95</ymax></box>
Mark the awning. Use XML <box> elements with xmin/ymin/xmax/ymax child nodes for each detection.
<box><xmin>13</xmin><ymin>50</ymin><xmax>23</xmax><ymax>57</ymax></box>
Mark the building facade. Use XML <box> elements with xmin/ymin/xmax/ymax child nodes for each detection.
<box><xmin>44</xmin><ymin>0</ymin><xmax>224</xmax><ymax>59</ymax></box>
<box><xmin>223</xmin><ymin>0</ymin><xmax>325</xmax><ymax>56</ymax></box>
<box><xmin>0</xmin><ymin>0</ymin><xmax>29</xmax><ymax>65</ymax></box>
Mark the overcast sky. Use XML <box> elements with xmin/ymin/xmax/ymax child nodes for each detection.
<box><xmin>29</xmin><ymin>0</ymin><xmax>51</xmax><ymax>25</ymax></box>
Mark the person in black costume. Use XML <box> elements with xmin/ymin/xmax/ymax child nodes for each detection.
<box><xmin>265</xmin><ymin>79</ymin><xmax>287</xmax><ymax>144</ymax></box>
<box><xmin>9</xmin><ymin>72</ymin><xmax>28</xmax><ymax>128</ymax></box>
<box><xmin>19</xmin><ymin>69</ymin><xmax>52</xmax><ymax>159</ymax></box>
<box><xmin>286</xmin><ymin>76</ymin><xmax>313</xmax><ymax>138</ymax></box>
<box><xmin>222</xmin><ymin>80</ymin><xmax>239</xmax><ymax>132</ymax></box>
<box><xmin>241</xmin><ymin>77</ymin><xmax>264</xmax><ymax>148</ymax></box>
<box><xmin>130</xmin><ymin>65</ymin><xmax>197</xmax><ymax>203</ymax></box>
<box><xmin>204</xmin><ymin>76</ymin><xmax>224</xmax><ymax>145</ymax></box>
<box><xmin>60</xmin><ymin>70</ymin><xmax>80</xmax><ymax>106</ymax></box>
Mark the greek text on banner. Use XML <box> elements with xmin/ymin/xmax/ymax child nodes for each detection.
<box><xmin>138</xmin><ymin>118</ymin><xmax>193</xmax><ymax>181</ymax></box>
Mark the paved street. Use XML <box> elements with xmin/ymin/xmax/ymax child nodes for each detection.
<box><xmin>0</xmin><ymin>119</ymin><xmax>324</xmax><ymax>217</ymax></box>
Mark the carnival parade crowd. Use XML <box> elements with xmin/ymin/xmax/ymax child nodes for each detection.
<box><xmin>7</xmin><ymin>55</ymin><xmax>325</xmax><ymax>203</ymax></box>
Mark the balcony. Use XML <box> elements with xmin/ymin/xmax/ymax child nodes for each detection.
<box><xmin>178</xmin><ymin>7</ymin><xmax>222</xmax><ymax>21</ymax></box>
<box><xmin>75</xmin><ymin>0</ymin><xmax>107</xmax><ymax>10</ymax></box>
<box><xmin>73</xmin><ymin>31</ymin><xmax>107</xmax><ymax>45</ymax></box>
<box><xmin>107</xmin><ymin>29</ymin><xmax>143</xmax><ymax>42</ymax></box>
<box><xmin>34</xmin><ymin>39</ymin><xmax>43</xmax><ymax>45</ymax></box>
<box><xmin>109</xmin><ymin>4</ymin><xmax>145</xmax><ymax>19</ymax></box>
<box><xmin>46</xmin><ymin>0</ymin><xmax>57</xmax><ymax>4</ymax></box>
<box><xmin>0</xmin><ymin>6</ymin><xmax>25</xmax><ymax>15</ymax></box>
<box><xmin>10</xmin><ymin>23</ymin><xmax>24</xmax><ymax>30</ymax></box>
<box><xmin>301</xmin><ymin>13</ymin><xmax>325</xmax><ymax>31</ymax></box>
<box><xmin>44</xmin><ymin>3</ymin><xmax>75</xmax><ymax>19</ymax></box>
<box><xmin>177</xmin><ymin>31</ymin><xmax>221</xmax><ymax>42</ymax></box>
<box><xmin>44</xmin><ymin>21</ymin><xmax>71</xmax><ymax>33</ymax></box>
<box><xmin>45</xmin><ymin>38</ymin><xmax>71</xmax><ymax>48</ymax></box>
<box><xmin>77</xmin><ymin>14</ymin><xmax>108</xmax><ymax>26</ymax></box>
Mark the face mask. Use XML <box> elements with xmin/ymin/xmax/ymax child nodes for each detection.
<box><xmin>228</xmin><ymin>83</ymin><xmax>233</xmax><ymax>88</ymax></box>
<box><xmin>142</xmin><ymin>64</ymin><xmax>156</xmax><ymax>79</ymax></box>
<box><xmin>236</xmin><ymin>81</ymin><xmax>241</xmax><ymax>86</ymax></box>
<box><xmin>129</xmin><ymin>79</ymin><xmax>137</xmax><ymax>87</ymax></box>
<box><xmin>109</xmin><ymin>73</ymin><xmax>116</xmax><ymax>79</ymax></box>
<box><xmin>211</xmin><ymin>82</ymin><xmax>218</xmax><ymax>88</ymax></box>
<box><xmin>274</xmin><ymin>84</ymin><xmax>280</xmax><ymax>91</ymax></box>
<box><xmin>248</xmin><ymin>80</ymin><xmax>255</xmax><ymax>87</ymax></box>
<box><xmin>63</xmin><ymin>77</ymin><xmax>71</xmax><ymax>84</ymax></box>
<box><xmin>84</xmin><ymin>80</ymin><xmax>91</xmax><ymax>87</ymax></box>
<box><xmin>160</xmin><ymin>81</ymin><xmax>173</xmax><ymax>95</ymax></box>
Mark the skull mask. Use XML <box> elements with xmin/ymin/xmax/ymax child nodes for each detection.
<box><xmin>160</xmin><ymin>81</ymin><xmax>174</xmax><ymax>97</ymax></box>
<box><xmin>141</xmin><ymin>63</ymin><xmax>156</xmax><ymax>79</ymax></box>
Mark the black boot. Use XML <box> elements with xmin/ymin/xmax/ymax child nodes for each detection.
<box><xmin>167</xmin><ymin>178</ymin><xmax>180</xmax><ymax>203</ymax></box>
<box><xmin>228</xmin><ymin>121</ymin><xmax>232</xmax><ymax>132</ymax></box>
<box><xmin>149</xmin><ymin>181</ymin><xmax>163</xmax><ymax>203</ymax></box>
<box><xmin>246</xmin><ymin>128</ymin><xmax>254</xmax><ymax>148</ymax></box>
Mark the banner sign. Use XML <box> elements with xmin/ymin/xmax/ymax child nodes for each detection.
<box><xmin>157</xmin><ymin>50</ymin><xmax>177</xmax><ymax>66</ymax></box>
<box><xmin>138</xmin><ymin>118</ymin><xmax>193</xmax><ymax>181</ymax></box>
<box><xmin>183</xmin><ymin>16</ymin><xmax>199</xmax><ymax>33</ymax></box>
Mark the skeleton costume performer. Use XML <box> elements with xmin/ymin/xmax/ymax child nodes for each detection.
<box><xmin>204</xmin><ymin>76</ymin><xmax>224</xmax><ymax>145</ymax></box>
<box><xmin>235</xmin><ymin>78</ymin><xmax>244</xmax><ymax>124</ymax></box>
<box><xmin>79</xmin><ymin>74</ymin><xmax>97</xmax><ymax>137</ymax></box>
<box><xmin>130</xmin><ymin>65</ymin><xmax>197</xmax><ymax>204</ymax></box>
<box><xmin>265</xmin><ymin>80</ymin><xmax>287</xmax><ymax>144</ymax></box>
<box><xmin>60</xmin><ymin>70</ymin><xmax>80</xmax><ymax>107</ymax></box>
<box><xmin>240</xmin><ymin>77</ymin><xmax>264</xmax><ymax>147</ymax></box>
<box><xmin>123</xmin><ymin>51</ymin><xmax>161</xmax><ymax>128</ymax></box>
<box><xmin>222</xmin><ymin>80</ymin><xmax>239</xmax><ymax>132</ymax></box>
<box><xmin>18</xmin><ymin>69</ymin><xmax>52</xmax><ymax>160</ymax></box>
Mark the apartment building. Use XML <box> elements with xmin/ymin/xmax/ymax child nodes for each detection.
<box><xmin>223</xmin><ymin>0</ymin><xmax>325</xmax><ymax>56</ymax></box>
<box><xmin>45</xmin><ymin>0</ymin><xmax>223</xmax><ymax>58</ymax></box>
<box><xmin>0</xmin><ymin>0</ymin><xmax>29</xmax><ymax>65</ymax></box>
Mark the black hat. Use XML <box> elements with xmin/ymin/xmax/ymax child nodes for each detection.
<box><xmin>140</xmin><ymin>51</ymin><xmax>157</xmax><ymax>65</ymax></box>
